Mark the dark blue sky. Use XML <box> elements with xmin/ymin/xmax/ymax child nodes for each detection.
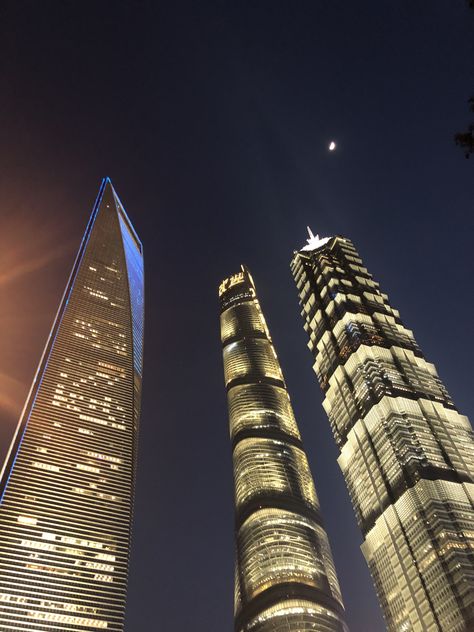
<box><xmin>0</xmin><ymin>2</ymin><xmax>473</xmax><ymax>630</ymax></box>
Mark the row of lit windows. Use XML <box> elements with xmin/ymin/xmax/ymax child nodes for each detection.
<box><xmin>238</xmin><ymin>509</ymin><xmax>341</xmax><ymax>605</ymax></box>
<box><xmin>228</xmin><ymin>383</ymin><xmax>300</xmax><ymax>440</ymax></box>
<box><xmin>362</xmin><ymin>479</ymin><xmax>474</xmax><ymax>630</ymax></box>
<box><xmin>244</xmin><ymin>599</ymin><xmax>346</xmax><ymax>632</ymax></box>
<box><xmin>233</xmin><ymin>438</ymin><xmax>318</xmax><ymax>510</ymax></box>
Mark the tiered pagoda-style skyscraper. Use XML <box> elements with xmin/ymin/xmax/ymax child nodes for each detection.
<box><xmin>0</xmin><ymin>179</ymin><xmax>144</xmax><ymax>631</ymax></box>
<box><xmin>219</xmin><ymin>265</ymin><xmax>349</xmax><ymax>632</ymax></box>
<box><xmin>291</xmin><ymin>230</ymin><xmax>474</xmax><ymax>631</ymax></box>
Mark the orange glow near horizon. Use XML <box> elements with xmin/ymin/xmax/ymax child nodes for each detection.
<box><xmin>0</xmin><ymin>209</ymin><xmax>78</xmax><ymax>427</ymax></box>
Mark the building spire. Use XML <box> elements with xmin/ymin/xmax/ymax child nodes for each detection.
<box><xmin>302</xmin><ymin>226</ymin><xmax>331</xmax><ymax>251</ymax></box>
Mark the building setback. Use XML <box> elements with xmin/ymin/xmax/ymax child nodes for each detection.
<box><xmin>291</xmin><ymin>231</ymin><xmax>474</xmax><ymax>631</ymax></box>
<box><xmin>0</xmin><ymin>179</ymin><xmax>144</xmax><ymax>631</ymax></box>
<box><xmin>219</xmin><ymin>265</ymin><xmax>349</xmax><ymax>632</ymax></box>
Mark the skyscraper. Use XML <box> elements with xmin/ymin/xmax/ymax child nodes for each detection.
<box><xmin>0</xmin><ymin>179</ymin><xmax>144</xmax><ymax>631</ymax></box>
<box><xmin>291</xmin><ymin>231</ymin><xmax>474</xmax><ymax>631</ymax></box>
<box><xmin>219</xmin><ymin>266</ymin><xmax>349</xmax><ymax>632</ymax></box>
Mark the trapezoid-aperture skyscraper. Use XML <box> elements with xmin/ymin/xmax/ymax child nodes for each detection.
<box><xmin>219</xmin><ymin>265</ymin><xmax>349</xmax><ymax>632</ymax></box>
<box><xmin>291</xmin><ymin>230</ymin><xmax>474</xmax><ymax>631</ymax></box>
<box><xmin>0</xmin><ymin>179</ymin><xmax>144</xmax><ymax>631</ymax></box>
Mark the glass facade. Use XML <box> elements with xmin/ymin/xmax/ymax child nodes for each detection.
<box><xmin>219</xmin><ymin>267</ymin><xmax>348</xmax><ymax>632</ymax></box>
<box><xmin>0</xmin><ymin>179</ymin><xmax>144</xmax><ymax>631</ymax></box>
<box><xmin>291</xmin><ymin>235</ymin><xmax>474</xmax><ymax>631</ymax></box>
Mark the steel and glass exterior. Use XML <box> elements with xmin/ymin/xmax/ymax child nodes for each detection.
<box><xmin>291</xmin><ymin>233</ymin><xmax>474</xmax><ymax>631</ymax></box>
<box><xmin>219</xmin><ymin>266</ymin><xmax>348</xmax><ymax>632</ymax></box>
<box><xmin>0</xmin><ymin>179</ymin><xmax>144</xmax><ymax>631</ymax></box>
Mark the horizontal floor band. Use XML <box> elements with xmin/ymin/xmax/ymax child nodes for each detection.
<box><xmin>235</xmin><ymin>495</ymin><xmax>324</xmax><ymax>531</ymax></box>
<box><xmin>235</xmin><ymin>581</ymin><xmax>345</xmax><ymax>631</ymax></box>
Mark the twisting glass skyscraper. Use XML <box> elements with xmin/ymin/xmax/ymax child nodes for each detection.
<box><xmin>0</xmin><ymin>179</ymin><xmax>144</xmax><ymax>631</ymax></box>
<box><xmin>219</xmin><ymin>266</ymin><xmax>349</xmax><ymax>632</ymax></box>
<box><xmin>291</xmin><ymin>231</ymin><xmax>474</xmax><ymax>631</ymax></box>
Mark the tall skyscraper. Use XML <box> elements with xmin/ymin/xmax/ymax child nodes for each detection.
<box><xmin>291</xmin><ymin>231</ymin><xmax>474</xmax><ymax>631</ymax></box>
<box><xmin>0</xmin><ymin>179</ymin><xmax>144</xmax><ymax>631</ymax></box>
<box><xmin>219</xmin><ymin>266</ymin><xmax>349</xmax><ymax>632</ymax></box>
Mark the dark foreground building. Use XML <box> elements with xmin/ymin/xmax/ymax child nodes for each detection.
<box><xmin>291</xmin><ymin>231</ymin><xmax>474</xmax><ymax>631</ymax></box>
<box><xmin>219</xmin><ymin>265</ymin><xmax>349</xmax><ymax>632</ymax></box>
<box><xmin>0</xmin><ymin>179</ymin><xmax>144</xmax><ymax>631</ymax></box>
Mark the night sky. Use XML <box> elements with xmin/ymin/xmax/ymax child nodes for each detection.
<box><xmin>0</xmin><ymin>2</ymin><xmax>473</xmax><ymax>630</ymax></box>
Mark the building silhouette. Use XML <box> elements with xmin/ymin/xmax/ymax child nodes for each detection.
<box><xmin>291</xmin><ymin>231</ymin><xmax>474</xmax><ymax>631</ymax></box>
<box><xmin>0</xmin><ymin>179</ymin><xmax>144</xmax><ymax>631</ymax></box>
<box><xmin>219</xmin><ymin>265</ymin><xmax>349</xmax><ymax>632</ymax></box>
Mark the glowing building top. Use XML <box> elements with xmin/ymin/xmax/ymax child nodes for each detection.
<box><xmin>301</xmin><ymin>226</ymin><xmax>331</xmax><ymax>252</ymax></box>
